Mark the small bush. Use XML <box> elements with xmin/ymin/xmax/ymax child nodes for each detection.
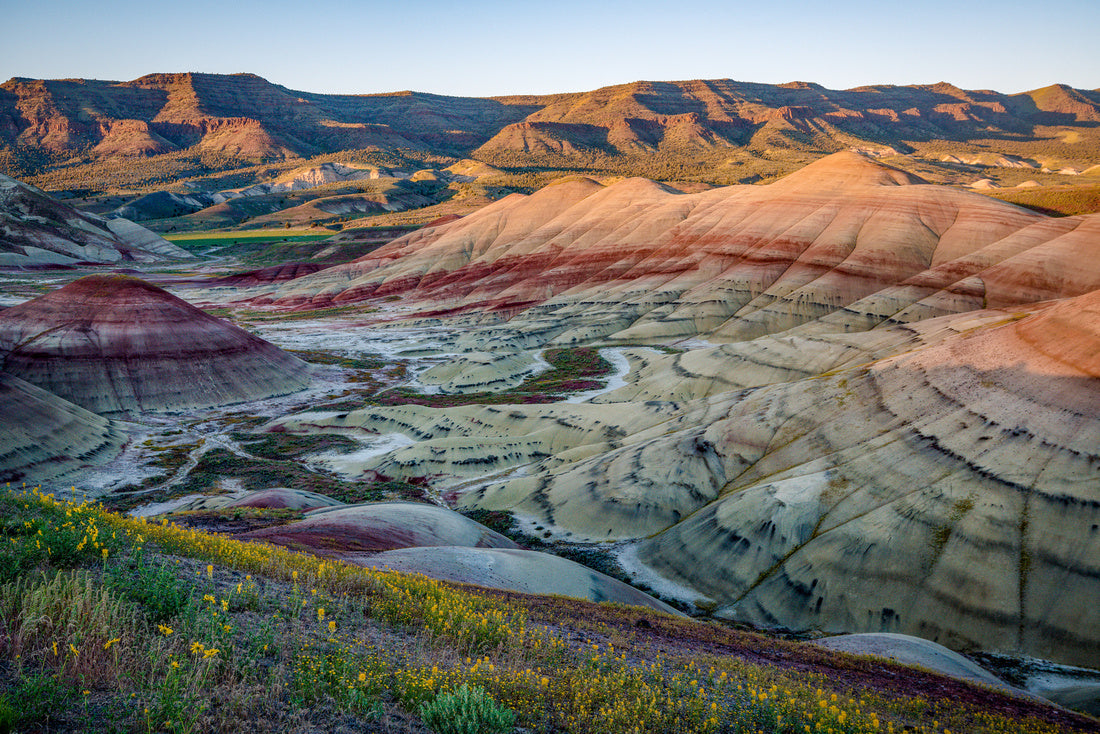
<box><xmin>0</xmin><ymin>542</ymin><xmax>43</xmax><ymax>583</ymax></box>
<box><xmin>105</xmin><ymin>550</ymin><xmax>192</xmax><ymax>622</ymax></box>
<box><xmin>419</xmin><ymin>684</ymin><xmax>516</xmax><ymax>734</ymax></box>
<box><xmin>0</xmin><ymin>673</ymin><xmax>70</xmax><ymax>731</ymax></box>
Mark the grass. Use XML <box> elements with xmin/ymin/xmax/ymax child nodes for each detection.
<box><xmin>0</xmin><ymin>486</ymin><xmax>1095</xmax><ymax>734</ymax></box>
<box><xmin>984</xmin><ymin>183</ymin><xmax>1100</xmax><ymax>216</ymax></box>
<box><xmin>2</xmin><ymin>488</ymin><xmax>1100</xmax><ymax>734</ymax></box>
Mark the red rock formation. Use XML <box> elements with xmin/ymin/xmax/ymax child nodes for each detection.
<box><xmin>208</xmin><ymin>262</ymin><xmax>328</xmax><ymax>287</ymax></box>
<box><xmin>0</xmin><ymin>274</ymin><xmax>310</xmax><ymax>414</ymax></box>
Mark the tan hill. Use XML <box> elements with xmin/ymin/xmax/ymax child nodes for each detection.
<box><xmin>0</xmin><ymin>274</ymin><xmax>311</xmax><ymax>414</ymax></box>
<box><xmin>270</xmin><ymin>151</ymin><xmax>1100</xmax><ymax>337</ymax></box>
<box><xmin>0</xmin><ymin>173</ymin><xmax>191</xmax><ymax>265</ymax></box>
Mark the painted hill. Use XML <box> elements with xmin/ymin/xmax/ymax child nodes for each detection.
<box><xmin>269</xmin><ymin>151</ymin><xmax>1100</xmax><ymax>338</ymax></box>
<box><xmin>0</xmin><ymin>274</ymin><xmax>311</xmax><ymax>413</ymax></box>
<box><xmin>0</xmin><ymin>173</ymin><xmax>191</xmax><ymax>265</ymax></box>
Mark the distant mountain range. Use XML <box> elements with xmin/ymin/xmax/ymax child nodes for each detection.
<box><xmin>2</xmin><ymin>73</ymin><xmax>1099</xmax><ymax>193</ymax></box>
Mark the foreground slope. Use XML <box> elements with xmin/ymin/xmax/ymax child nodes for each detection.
<box><xmin>5</xmin><ymin>488</ymin><xmax>1095</xmax><ymax>733</ymax></box>
<box><xmin>0</xmin><ymin>274</ymin><xmax>311</xmax><ymax>413</ymax></box>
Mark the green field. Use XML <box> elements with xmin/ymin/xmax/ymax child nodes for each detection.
<box><xmin>162</xmin><ymin>232</ymin><xmax>334</xmax><ymax>253</ymax></box>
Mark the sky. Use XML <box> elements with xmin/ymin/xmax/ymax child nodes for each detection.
<box><xmin>3</xmin><ymin>0</ymin><xmax>1098</xmax><ymax>96</ymax></box>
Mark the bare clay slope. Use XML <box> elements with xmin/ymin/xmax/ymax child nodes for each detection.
<box><xmin>0</xmin><ymin>370</ymin><xmax>125</xmax><ymax>483</ymax></box>
<box><xmin>0</xmin><ymin>275</ymin><xmax>311</xmax><ymax>414</ymax></box>
<box><xmin>445</xmin><ymin>293</ymin><xmax>1100</xmax><ymax>666</ymax></box>
<box><xmin>0</xmin><ymin>173</ymin><xmax>190</xmax><ymax>266</ymax></box>
<box><xmin>628</xmin><ymin>293</ymin><xmax>1100</xmax><ymax>666</ymax></box>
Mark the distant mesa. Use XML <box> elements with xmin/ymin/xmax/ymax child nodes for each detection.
<box><xmin>0</xmin><ymin>174</ymin><xmax>192</xmax><ymax>267</ymax></box>
<box><xmin>0</xmin><ymin>274</ymin><xmax>311</xmax><ymax>414</ymax></box>
<box><xmin>3</xmin><ymin>73</ymin><xmax>1099</xmax><ymax>193</ymax></box>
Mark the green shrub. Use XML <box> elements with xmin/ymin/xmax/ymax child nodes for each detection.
<box><xmin>105</xmin><ymin>550</ymin><xmax>192</xmax><ymax>622</ymax></box>
<box><xmin>418</xmin><ymin>684</ymin><xmax>516</xmax><ymax>734</ymax></box>
<box><xmin>0</xmin><ymin>543</ymin><xmax>43</xmax><ymax>583</ymax></box>
<box><xmin>0</xmin><ymin>673</ymin><xmax>69</xmax><ymax>731</ymax></box>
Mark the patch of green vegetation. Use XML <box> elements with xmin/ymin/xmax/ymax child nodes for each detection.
<box><xmin>105</xmin><ymin>548</ymin><xmax>194</xmax><ymax>622</ymax></box>
<box><xmin>213</xmin><ymin>414</ymin><xmax>271</xmax><ymax>431</ymax></box>
<box><xmin>169</xmin><ymin>448</ymin><xmax>331</xmax><ymax>496</ymax></box>
<box><xmin>0</xmin><ymin>673</ymin><xmax>74</xmax><ymax>732</ymax></box>
<box><xmin>109</xmin><ymin>430</ymin><xmax>428</xmax><ymax>509</ymax></box>
<box><xmin>354</xmin><ymin>347</ymin><xmax>612</xmax><ymax>410</ymax></box>
<box><xmin>985</xmin><ymin>183</ymin><xmax>1100</xmax><ymax>216</ymax></box>
<box><xmin>164</xmin><ymin>233</ymin><xmax>332</xmax><ymax>254</ymax></box>
<box><xmin>232</xmin><ymin>432</ymin><xmax>360</xmax><ymax>461</ymax></box>
<box><xmin>419</xmin><ymin>684</ymin><xmax>515</xmax><ymax>734</ymax></box>
<box><xmin>288</xmin><ymin>349</ymin><xmax>385</xmax><ymax>370</ymax></box>
<box><xmin>142</xmin><ymin>440</ymin><xmax>202</xmax><ymax>470</ymax></box>
<box><xmin>168</xmin><ymin>507</ymin><xmax>306</xmax><ymax>535</ymax></box>
<box><xmin>928</xmin><ymin>494</ymin><xmax>977</xmax><ymax>565</ymax></box>
<box><xmin>210</xmin><ymin>237</ymin><xmax>389</xmax><ymax>266</ymax></box>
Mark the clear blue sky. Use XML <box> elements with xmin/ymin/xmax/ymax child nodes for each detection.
<box><xmin>3</xmin><ymin>0</ymin><xmax>1098</xmax><ymax>96</ymax></box>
